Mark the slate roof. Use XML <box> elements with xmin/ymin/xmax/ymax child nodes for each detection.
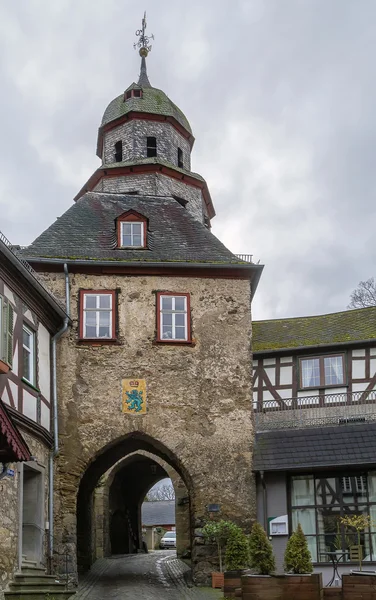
<box><xmin>253</xmin><ymin>307</ymin><xmax>376</xmax><ymax>353</ymax></box>
<box><xmin>253</xmin><ymin>423</ymin><xmax>376</xmax><ymax>471</ymax></box>
<box><xmin>23</xmin><ymin>192</ymin><xmax>249</xmax><ymax>265</ymax></box>
<box><xmin>142</xmin><ymin>501</ymin><xmax>175</xmax><ymax>526</ymax></box>
<box><xmin>101</xmin><ymin>86</ymin><xmax>192</xmax><ymax>134</ymax></box>
<box><xmin>100</xmin><ymin>157</ymin><xmax>205</xmax><ymax>183</ymax></box>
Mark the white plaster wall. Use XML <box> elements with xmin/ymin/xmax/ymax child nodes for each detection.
<box><xmin>352</xmin><ymin>359</ymin><xmax>366</xmax><ymax>379</ymax></box>
<box><xmin>37</xmin><ymin>323</ymin><xmax>51</xmax><ymax>403</ymax></box>
<box><xmin>264</xmin><ymin>367</ymin><xmax>276</xmax><ymax>385</ymax></box>
<box><xmin>41</xmin><ymin>403</ymin><xmax>50</xmax><ymax>431</ymax></box>
<box><xmin>352</xmin><ymin>349</ymin><xmax>366</xmax><ymax>357</ymax></box>
<box><xmin>280</xmin><ymin>356</ymin><xmax>293</xmax><ymax>363</ymax></box>
<box><xmin>280</xmin><ymin>366</ymin><xmax>292</xmax><ymax>385</ymax></box>
<box><xmin>23</xmin><ymin>390</ymin><xmax>37</xmax><ymax>422</ymax></box>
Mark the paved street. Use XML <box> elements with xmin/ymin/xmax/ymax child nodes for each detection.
<box><xmin>74</xmin><ymin>551</ymin><xmax>222</xmax><ymax>600</ymax></box>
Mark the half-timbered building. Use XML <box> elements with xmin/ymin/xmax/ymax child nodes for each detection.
<box><xmin>0</xmin><ymin>232</ymin><xmax>69</xmax><ymax>597</ymax></box>
<box><xmin>253</xmin><ymin>307</ymin><xmax>376</xmax><ymax>584</ymax></box>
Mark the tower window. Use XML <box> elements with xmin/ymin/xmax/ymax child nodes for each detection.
<box><xmin>147</xmin><ymin>137</ymin><xmax>157</xmax><ymax>158</ymax></box>
<box><xmin>133</xmin><ymin>89</ymin><xmax>142</xmax><ymax>98</ymax></box>
<box><xmin>177</xmin><ymin>148</ymin><xmax>183</xmax><ymax>168</ymax></box>
<box><xmin>114</xmin><ymin>141</ymin><xmax>123</xmax><ymax>163</ymax></box>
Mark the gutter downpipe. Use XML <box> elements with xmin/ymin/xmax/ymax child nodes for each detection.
<box><xmin>48</xmin><ymin>263</ymin><xmax>70</xmax><ymax>571</ymax></box>
<box><xmin>260</xmin><ymin>470</ymin><xmax>268</xmax><ymax>533</ymax></box>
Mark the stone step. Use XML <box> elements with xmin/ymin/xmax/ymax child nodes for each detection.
<box><xmin>8</xmin><ymin>582</ymin><xmax>67</xmax><ymax>593</ymax></box>
<box><xmin>21</xmin><ymin>561</ymin><xmax>38</xmax><ymax>569</ymax></box>
<box><xmin>13</xmin><ymin>574</ymin><xmax>63</xmax><ymax>585</ymax></box>
<box><xmin>4</xmin><ymin>591</ymin><xmax>74</xmax><ymax>600</ymax></box>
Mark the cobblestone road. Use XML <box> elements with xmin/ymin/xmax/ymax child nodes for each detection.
<box><xmin>74</xmin><ymin>551</ymin><xmax>222</xmax><ymax>599</ymax></box>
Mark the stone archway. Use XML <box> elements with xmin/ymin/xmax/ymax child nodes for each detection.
<box><xmin>75</xmin><ymin>432</ymin><xmax>194</xmax><ymax>574</ymax></box>
<box><xmin>91</xmin><ymin>450</ymin><xmax>190</xmax><ymax>561</ymax></box>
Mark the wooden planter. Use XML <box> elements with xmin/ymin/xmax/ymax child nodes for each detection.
<box><xmin>241</xmin><ymin>572</ymin><xmax>323</xmax><ymax>600</ymax></box>
<box><xmin>224</xmin><ymin>570</ymin><xmax>250</xmax><ymax>598</ymax></box>
<box><xmin>211</xmin><ymin>571</ymin><xmax>224</xmax><ymax>588</ymax></box>
<box><xmin>342</xmin><ymin>573</ymin><xmax>376</xmax><ymax>600</ymax></box>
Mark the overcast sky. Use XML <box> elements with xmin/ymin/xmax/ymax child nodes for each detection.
<box><xmin>0</xmin><ymin>1</ymin><xmax>375</xmax><ymax>320</ymax></box>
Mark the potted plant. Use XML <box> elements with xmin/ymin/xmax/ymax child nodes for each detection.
<box><xmin>223</xmin><ymin>528</ymin><xmax>250</xmax><ymax>598</ymax></box>
<box><xmin>340</xmin><ymin>514</ymin><xmax>376</xmax><ymax>599</ymax></box>
<box><xmin>242</xmin><ymin>522</ymin><xmax>277</xmax><ymax>598</ymax></box>
<box><xmin>284</xmin><ymin>522</ymin><xmax>313</xmax><ymax>574</ymax></box>
<box><xmin>202</xmin><ymin>520</ymin><xmax>240</xmax><ymax>588</ymax></box>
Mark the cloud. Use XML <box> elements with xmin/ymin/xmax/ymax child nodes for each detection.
<box><xmin>0</xmin><ymin>0</ymin><xmax>375</xmax><ymax>319</ymax></box>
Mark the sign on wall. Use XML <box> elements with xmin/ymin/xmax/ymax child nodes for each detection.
<box><xmin>122</xmin><ymin>379</ymin><xmax>147</xmax><ymax>414</ymax></box>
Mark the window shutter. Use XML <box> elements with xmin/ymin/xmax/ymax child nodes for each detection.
<box><xmin>2</xmin><ymin>300</ymin><xmax>14</xmax><ymax>366</ymax></box>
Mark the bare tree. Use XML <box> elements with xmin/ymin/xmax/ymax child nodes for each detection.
<box><xmin>348</xmin><ymin>277</ymin><xmax>376</xmax><ymax>309</ymax></box>
<box><xmin>146</xmin><ymin>482</ymin><xmax>175</xmax><ymax>501</ymax></box>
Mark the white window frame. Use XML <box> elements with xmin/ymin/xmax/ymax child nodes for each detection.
<box><xmin>120</xmin><ymin>221</ymin><xmax>144</xmax><ymax>247</ymax></box>
<box><xmin>82</xmin><ymin>293</ymin><xmax>113</xmax><ymax>339</ymax></box>
<box><xmin>23</xmin><ymin>325</ymin><xmax>36</xmax><ymax>385</ymax></box>
<box><xmin>159</xmin><ymin>294</ymin><xmax>188</xmax><ymax>341</ymax></box>
<box><xmin>1</xmin><ymin>295</ymin><xmax>14</xmax><ymax>366</ymax></box>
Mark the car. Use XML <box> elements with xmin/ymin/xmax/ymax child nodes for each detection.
<box><xmin>159</xmin><ymin>531</ymin><xmax>176</xmax><ymax>549</ymax></box>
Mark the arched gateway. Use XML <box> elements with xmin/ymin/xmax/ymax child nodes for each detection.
<box><xmin>23</xmin><ymin>15</ymin><xmax>263</xmax><ymax>586</ymax></box>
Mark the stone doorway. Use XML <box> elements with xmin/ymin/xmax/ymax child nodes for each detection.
<box><xmin>76</xmin><ymin>433</ymin><xmax>193</xmax><ymax>574</ymax></box>
<box><xmin>20</xmin><ymin>462</ymin><xmax>44</xmax><ymax>566</ymax></box>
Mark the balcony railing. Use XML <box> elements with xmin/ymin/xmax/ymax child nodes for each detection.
<box><xmin>254</xmin><ymin>390</ymin><xmax>376</xmax><ymax>431</ymax></box>
<box><xmin>235</xmin><ymin>254</ymin><xmax>253</xmax><ymax>263</ymax></box>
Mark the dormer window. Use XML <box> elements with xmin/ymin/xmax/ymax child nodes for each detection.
<box><xmin>121</xmin><ymin>222</ymin><xmax>144</xmax><ymax>247</ymax></box>
<box><xmin>124</xmin><ymin>89</ymin><xmax>143</xmax><ymax>101</ymax></box>
<box><xmin>177</xmin><ymin>147</ymin><xmax>183</xmax><ymax>168</ymax></box>
<box><xmin>117</xmin><ymin>211</ymin><xmax>147</xmax><ymax>248</ymax></box>
<box><xmin>114</xmin><ymin>140</ymin><xmax>123</xmax><ymax>162</ymax></box>
<box><xmin>147</xmin><ymin>136</ymin><xmax>157</xmax><ymax>158</ymax></box>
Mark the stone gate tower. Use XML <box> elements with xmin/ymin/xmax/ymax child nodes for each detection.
<box><xmin>24</xmin><ymin>15</ymin><xmax>263</xmax><ymax>585</ymax></box>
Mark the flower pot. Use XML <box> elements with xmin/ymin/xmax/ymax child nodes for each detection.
<box><xmin>241</xmin><ymin>573</ymin><xmax>323</xmax><ymax>600</ymax></box>
<box><xmin>224</xmin><ymin>570</ymin><xmax>250</xmax><ymax>598</ymax></box>
<box><xmin>211</xmin><ymin>571</ymin><xmax>224</xmax><ymax>588</ymax></box>
<box><xmin>343</xmin><ymin>573</ymin><xmax>376</xmax><ymax>600</ymax></box>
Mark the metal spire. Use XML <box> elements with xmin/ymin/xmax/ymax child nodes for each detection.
<box><xmin>134</xmin><ymin>12</ymin><xmax>154</xmax><ymax>88</ymax></box>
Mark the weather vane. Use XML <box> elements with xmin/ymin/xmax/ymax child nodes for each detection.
<box><xmin>134</xmin><ymin>12</ymin><xmax>154</xmax><ymax>57</ymax></box>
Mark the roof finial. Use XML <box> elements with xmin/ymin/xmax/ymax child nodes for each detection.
<box><xmin>134</xmin><ymin>12</ymin><xmax>154</xmax><ymax>88</ymax></box>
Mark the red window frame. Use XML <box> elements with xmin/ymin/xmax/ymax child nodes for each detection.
<box><xmin>117</xmin><ymin>211</ymin><xmax>147</xmax><ymax>248</ymax></box>
<box><xmin>79</xmin><ymin>290</ymin><xmax>116</xmax><ymax>340</ymax></box>
<box><xmin>156</xmin><ymin>292</ymin><xmax>191</xmax><ymax>343</ymax></box>
<box><xmin>124</xmin><ymin>89</ymin><xmax>143</xmax><ymax>101</ymax></box>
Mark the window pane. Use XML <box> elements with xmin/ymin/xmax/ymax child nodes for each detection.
<box><xmin>175</xmin><ymin>313</ymin><xmax>185</xmax><ymax>326</ymax></box>
<box><xmin>23</xmin><ymin>348</ymin><xmax>30</xmax><ymax>379</ymax></box>
<box><xmin>99</xmin><ymin>295</ymin><xmax>111</xmax><ymax>309</ymax></box>
<box><xmin>85</xmin><ymin>325</ymin><xmax>96</xmax><ymax>338</ymax></box>
<box><xmin>99</xmin><ymin>312</ymin><xmax>110</xmax><ymax>326</ymax></box>
<box><xmin>324</xmin><ymin>356</ymin><xmax>344</xmax><ymax>385</ymax></box>
<box><xmin>162</xmin><ymin>297</ymin><xmax>172</xmax><ymax>311</ymax></box>
<box><xmin>292</xmin><ymin>508</ymin><xmax>316</xmax><ymax>535</ymax></box>
<box><xmin>315</xmin><ymin>478</ymin><xmax>339</xmax><ymax>505</ymax></box>
<box><xmin>368</xmin><ymin>472</ymin><xmax>376</xmax><ymax>502</ymax></box>
<box><xmin>122</xmin><ymin>223</ymin><xmax>132</xmax><ymax>234</ymax></box>
<box><xmin>162</xmin><ymin>326</ymin><xmax>173</xmax><ymax>339</ymax></box>
<box><xmin>86</xmin><ymin>312</ymin><xmax>96</xmax><ymax>326</ymax></box>
<box><xmin>301</xmin><ymin>358</ymin><xmax>320</xmax><ymax>387</ymax></box>
<box><xmin>175</xmin><ymin>326</ymin><xmax>186</xmax><ymax>340</ymax></box>
<box><xmin>98</xmin><ymin>326</ymin><xmax>110</xmax><ymax>338</ymax></box>
<box><xmin>291</xmin><ymin>476</ymin><xmax>315</xmax><ymax>506</ymax></box>
<box><xmin>341</xmin><ymin>475</ymin><xmax>367</xmax><ymax>504</ymax></box>
<box><xmin>162</xmin><ymin>313</ymin><xmax>172</xmax><ymax>326</ymax></box>
<box><xmin>132</xmin><ymin>223</ymin><xmax>142</xmax><ymax>234</ymax></box>
<box><xmin>174</xmin><ymin>297</ymin><xmax>186</xmax><ymax>311</ymax></box>
<box><xmin>23</xmin><ymin>329</ymin><xmax>31</xmax><ymax>348</ymax></box>
<box><xmin>133</xmin><ymin>235</ymin><xmax>142</xmax><ymax>246</ymax></box>
<box><xmin>122</xmin><ymin>234</ymin><xmax>132</xmax><ymax>246</ymax></box>
<box><xmin>85</xmin><ymin>295</ymin><xmax>97</xmax><ymax>309</ymax></box>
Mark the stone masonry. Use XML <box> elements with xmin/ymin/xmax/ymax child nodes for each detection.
<box><xmin>42</xmin><ymin>271</ymin><xmax>255</xmax><ymax>585</ymax></box>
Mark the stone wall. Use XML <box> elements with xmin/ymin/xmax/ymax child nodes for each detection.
<box><xmin>92</xmin><ymin>172</ymin><xmax>206</xmax><ymax>222</ymax></box>
<box><xmin>0</xmin><ymin>432</ymin><xmax>49</xmax><ymax>599</ymax></box>
<box><xmin>45</xmin><ymin>271</ymin><xmax>255</xmax><ymax>584</ymax></box>
<box><xmin>103</xmin><ymin>121</ymin><xmax>191</xmax><ymax>171</ymax></box>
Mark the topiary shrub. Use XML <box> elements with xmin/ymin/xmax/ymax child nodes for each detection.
<box><xmin>249</xmin><ymin>522</ymin><xmax>276</xmax><ymax>575</ymax></box>
<box><xmin>284</xmin><ymin>523</ymin><xmax>313</xmax><ymax>574</ymax></box>
<box><xmin>202</xmin><ymin>520</ymin><xmax>242</xmax><ymax>572</ymax></box>
<box><xmin>225</xmin><ymin>528</ymin><xmax>250</xmax><ymax>571</ymax></box>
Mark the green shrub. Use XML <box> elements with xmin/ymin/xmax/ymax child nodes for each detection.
<box><xmin>249</xmin><ymin>522</ymin><xmax>276</xmax><ymax>575</ymax></box>
<box><xmin>225</xmin><ymin>528</ymin><xmax>250</xmax><ymax>570</ymax></box>
<box><xmin>202</xmin><ymin>520</ymin><xmax>242</xmax><ymax>572</ymax></box>
<box><xmin>284</xmin><ymin>523</ymin><xmax>313</xmax><ymax>574</ymax></box>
